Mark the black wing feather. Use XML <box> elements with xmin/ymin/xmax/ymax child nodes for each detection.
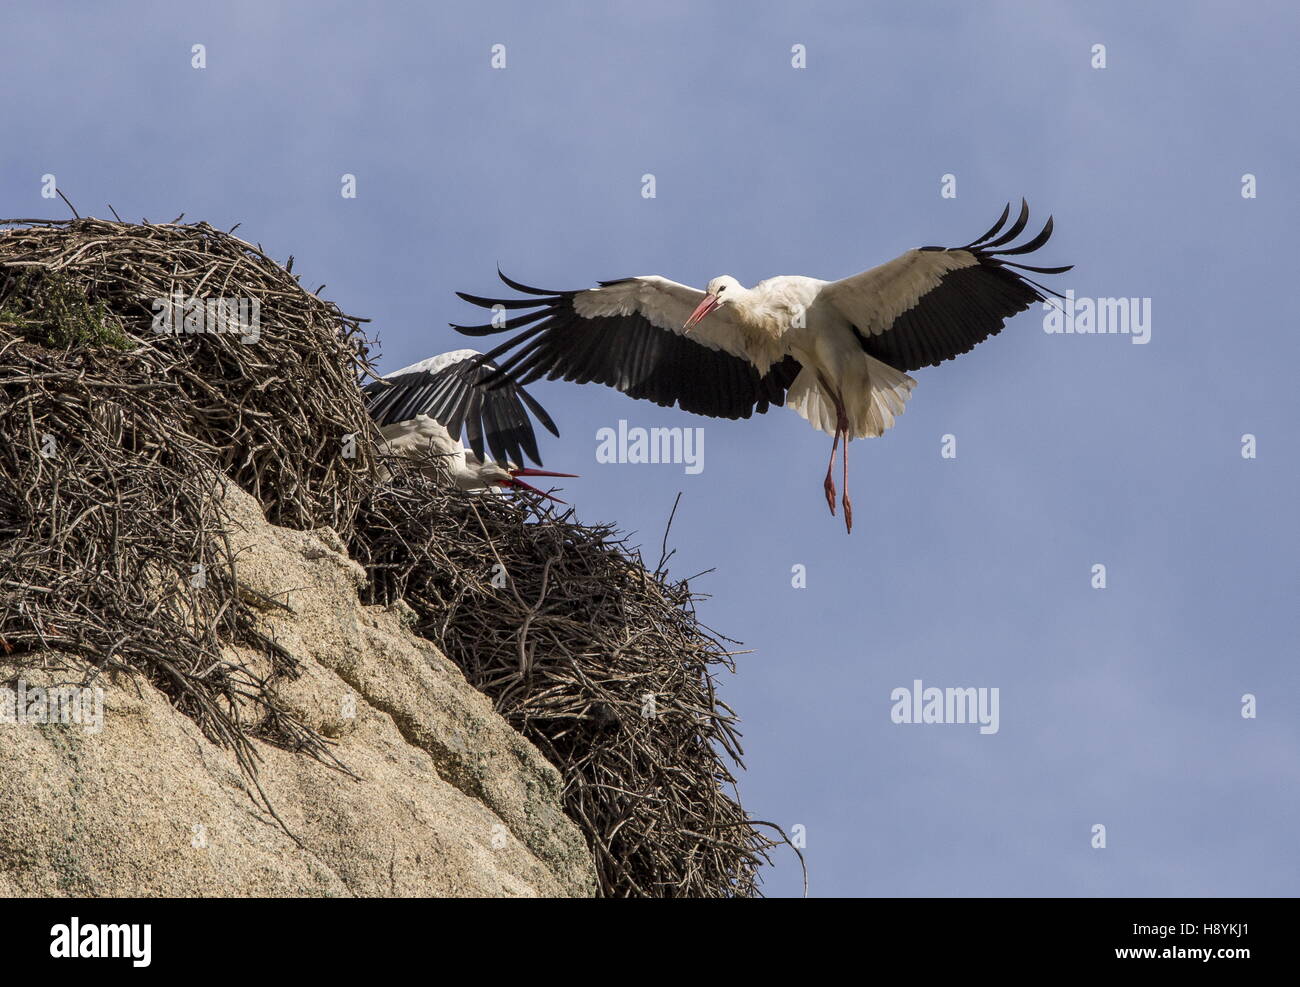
<box><xmin>361</xmin><ymin>352</ymin><xmax>557</xmax><ymax>467</ymax></box>
<box><xmin>855</xmin><ymin>200</ymin><xmax>1072</xmax><ymax>372</ymax></box>
<box><xmin>456</xmin><ymin>273</ymin><xmax>803</xmax><ymax>421</ymax></box>
<box><xmin>463</xmin><ymin>388</ymin><xmax>486</xmax><ymax>461</ymax></box>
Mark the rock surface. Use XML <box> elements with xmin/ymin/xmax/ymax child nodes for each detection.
<box><xmin>0</xmin><ymin>482</ymin><xmax>596</xmax><ymax>897</ymax></box>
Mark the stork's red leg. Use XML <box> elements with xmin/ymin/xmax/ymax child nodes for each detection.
<box><xmin>841</xmin><ymin>434</ymin><xmax>852</xmax><ymax>534</ymax></box>
<box><xmin>820</xmin><ymin>378</ymin><xmax>853</xmax><ymax>522</ymax></box>
<box><xmin>833</xmin><ymin>400</ymin><xmax>852</xmax><ymax>534</ymax></box>
<box><xmin>824</xmin><ymin>429</ymin><xmax>840</xmax><ymax>516</ymax></box>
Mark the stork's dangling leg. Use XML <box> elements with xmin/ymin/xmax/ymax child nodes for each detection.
<box><xmin>824</xmin><ymin>428</ymin><xmax>841</xmax><ymax>516</ymax></box>
<box><xmin>821</xmin><ymin>380</ymin><xmax>853</xmax><ymax>526</ymax></box>
<box><xmin>834</xmin><ymin>398</ymin><xmax>852</xmax><ymax>533</ymax></box>
<box><xmin>841</xmin><ymin>432</ymin><xmax>852</xmax><ymax>534</ymax></box>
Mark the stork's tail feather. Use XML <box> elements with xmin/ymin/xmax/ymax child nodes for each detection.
<box><xmin>785</xmin><ymin>358</ymin><xmax>916</xmax><ymax>439</ymax></box>
<box><xmin>856</xmin><ymin>356</ymin><xmax>916</xmax><ymax>438</ymax></box>
<box><xmin>785</xmin><ymin>371</ymin><xmax>836</xmax><ymax>436</ymax></box>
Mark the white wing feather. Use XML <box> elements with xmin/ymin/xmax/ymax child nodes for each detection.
<box><xmin>571</xmin><ymin>276</ymin><xmax>754</xmax><ymax>361</ymax></box>
<box><xmin>385</xmin><ymin>347</ymin><xmax>483</xmax><ymax>379</ymax></box>
<box><xmin>815</xmin><ymin>249</ymin><xmax>978</xmax><ymax>335</ymax></box>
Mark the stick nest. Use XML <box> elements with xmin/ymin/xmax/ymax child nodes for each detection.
<box><xmin>0</xmin><ymin>216</ymin><xmax>779</xmax><ymax>897</ymax></box>
<box><xmin>352</xmin><ymin>467</ymin><xmax>779</xmax><ymax>896</ymax></box>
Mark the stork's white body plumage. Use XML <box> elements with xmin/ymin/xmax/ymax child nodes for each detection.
<box><xmin>573</xmin><ymin>273</ymin><xmax>916</xmax><ymax>441</ymax></box>
<box><xmin>456</xmin><ymin>201</ymin><xmax>1070</xmax><ymax>530</ymax></box>
<box><xmin>376</xmin><ymin>414</ymin><xmax>505</xmax><ymax>492</ymax></box>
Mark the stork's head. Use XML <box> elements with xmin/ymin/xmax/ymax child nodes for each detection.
<box><xmin>479</xmin><ymin>462</ymin><xmax>579</xmax><ymax>504</ymax></box>
<box><xmin>683</xmin><ymin>275</ymin><xmax>743</xmax><ymax>331</ymax></box>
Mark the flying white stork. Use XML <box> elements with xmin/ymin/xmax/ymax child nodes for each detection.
<box><xmin>362</xmin><ymin>348</ymin><xmax>576</xmax><ymax>502</ymax></box>
<box><xmin>453</xmin><ymin>200</ymin><xmax>1070</xmax><ymax>532</ymax></box>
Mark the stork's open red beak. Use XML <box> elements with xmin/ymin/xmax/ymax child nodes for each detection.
<box><xmin>683</xmin><ymin>293</ymin><xmax>719</xmax><ymax>331</ymax></box>
<box><xmin>501</xmin><ymin>467</ymin><xmax>579</xmax><ymax>504</ymax></box>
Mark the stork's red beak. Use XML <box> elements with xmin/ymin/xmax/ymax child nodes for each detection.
<box><xmin>501</xmin><ymin>467</ymin><xmax>579</xmax><ymax>504</ymax></box>
<box><xmin>683</xmin><ymin>293</ymin><xmax>720</xmax><ymax>331</ymax></box>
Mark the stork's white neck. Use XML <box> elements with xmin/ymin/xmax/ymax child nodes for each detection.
<box><xmin>730</xmin><ymin>278</ymin><xmax>819</xmax><ymax>342</ymax></box>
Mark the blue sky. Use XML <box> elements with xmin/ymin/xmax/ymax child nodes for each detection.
<box><xmin>3</xmin><ymin>1</ymin><xmax>1296</xmax><ymax>896</ymax></box>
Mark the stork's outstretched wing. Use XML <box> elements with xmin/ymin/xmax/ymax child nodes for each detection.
<box><xmin>361</xmin><ymin>348</ymin><xmax>558</xmax><ymax>467</ymax></box>
<box><xmin>818</xmin><ymin>199</ymin><xmax>1072</xmax><ymax>372</ymax></box>
<box><xmin>451</xmin><ymin>272</ymin><xmax>801</xmax><ymax>420</ymax></box>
